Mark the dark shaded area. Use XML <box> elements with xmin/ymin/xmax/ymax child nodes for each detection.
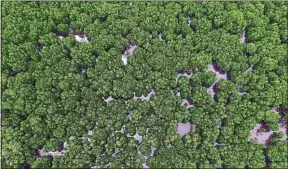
<box><xmin>212</xmin><ymin>20</ymin><xmax>219</xmax><ymax>30</ymax></box>
<box><xmin>213</xmin><ymin>94</ymin><xmax>218</xmax><ymax>102</ymax></box>
<box><xmin>36</xmin><ymin>42</ymin><xmax>45</xmax><ymax>50</ymax></box>
<box><xmin>212</xmin><ymin>83</ymin><xmax>220</xmax><ymax>93</ymax></box>
<box><xmin>68</xmin><ymin>28</ymin><xmax>76</xmax><ymax>35</ymax></box>
<box><xmin>130</xmin><ymin>40</ymin><xmax>136</xmax><ymax>46</ymax></box>
<box><xmin>244</xmin><ymin>27</ymin><xmax>248</xmax><ymax>44</ymax></box>
<box><xmin>23</xmin><ymin>162</ymin><xmax>31</xmax><ymax>169</ymax></box>
<box><xmin>78</xmin><ymin>64</ymin><xmax>87</xmax><ymax>73</ymax></box>
<box><xmin>98</xmin><ymin>15</ymin><xmax>108</xmax><ymax>22</ymax></box>
<box><xmin>220</xmin><ymin>118</ymin><xmax>228</xmax><ymax>128</ymax></box>
<box><xmin>187</xmin><ymin>98</ymin><xmax>197</xmax><ymax>105</ymax></box>
<box><xmin>276</xmin><ymin>107</ymin><xmax>288</xmax><ymax>128</ymax></box>
<box><xmin>263</xmin><ymin>149</ymin><xmax>271</xmax><ymax>168</ymax></box>
<box><xmin>226</xmin><ymin>72</ymin><xmax>231</xmax><ymax>80</ymax></box>
<box><xmin>77</xmin><ymin>32</ymin><xmax>85</xmax><ymax>38</ymax></box>
<box><xmin>1</xmin><ymin>109</ymin><xmax>9</xmax><ymax>117</ymax></box>
<box><xmin>280</xmin><ymin>39</ymin><xmax>286</xmax><ymax>44</ymax></box>
<box><xmin>258</xmin><ymin>121</ymin><xmax>271</xmax><ymax>133</ymax></box>
<box><xmin>8</xmin><ymin>69</ymin><xmax>18</xmax><ymax>77</ymax></box>
<box><xmin>212</xmin><ymin>61</ymin><xmax>225</xmax><ymax>74</ymax></box>
<box><xmin>201</xmin><ymin>83</ymin><xmax>210</xmax><ymax>88</ymax></box>
<box><xmin>48</xmin><ymin>155</ymin><xmax>53</xmax><ymax>168</ymax></box>
<box><xmin>58</xmin><ymin>141</ymin><xmax>64</xmax><ymax>152</ymax></box>
<box><xmin>53</xmin><ymin>30</ymin><xmax>69</xmax><ymax>38</ymax></box>
<box><xmin>35</xmin><ymin>149</ymin><xmax>40</xmax><ymax>158</ymax></box>
<box><xmin>225</xmin><ymin>94</ymin><xmax>232</xmax><ymax>105</ymax></box>
<box><xmin>265</xmin><ymin>132</ymin><xmax>277</xmax><ymax>145</ymax></box>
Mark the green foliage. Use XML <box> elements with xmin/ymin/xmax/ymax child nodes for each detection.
<box><xmin>1</xmin><ymin>1</ymin><xmax>287</xmax><ymax>168</ymax></box>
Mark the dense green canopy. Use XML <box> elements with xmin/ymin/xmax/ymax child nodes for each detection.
<box><xmin>1</xmin><ymin>1</ymin><xmax>287</xmax><ymax>168</ymax></box>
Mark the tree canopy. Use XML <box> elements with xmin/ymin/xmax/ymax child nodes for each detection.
<box><xmin>1</xmin><ymin>1</ymin><xmax>287</xmax><ymax>169</ymax></box>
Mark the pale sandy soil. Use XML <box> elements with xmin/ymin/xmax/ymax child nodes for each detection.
<box><xmin>75</xmin><ymin>35</ymin><xmax>89</xmax><ymax>43</ymax></box>
<box><xmin>128</xmin><ymin>111</ymin><xmax>132</xmax><ymax>120</ymax></box>
<box><xmin>121</xmin><ymin>45</ymin><xmax>137</xmax><ymax>65</ymax></box>
<box><xmin>167</xmin><ymin>143</ymin><xmax>173</xmax><ymax>149</ymax></box>
<box><xmin>180</xmin><ymin>99</ymin><xmax>194</xmax><ymax>109</ymax></box>
<box><xmin>38</xmin><ymin>149</ymin><xmax>64</xmax><ymax>157</ymax></box>
<box><xmin>240</xmin><ymin>31</ymin><xmax>246</xmax><ymax>44</ymax></box>
<box><xmin>115</xmin><ymin>124</ymin><xmax>125</xmax><ymax>134</ymax></box>
<box><xmin>248</xmin><ymin>108</ymin><xmax>287</xmax><ymax>144</ymax></box>
<box><xmin>102</xmin><ymin>90</ymin><xmax>155</xmax><ymax>104</ymax></box>
<box><xmin>88</xmin><ymin>130</ymin><xmax>93</xmax><ymax>136</ymax></box>
<box><xmin>176</xmin><ymin>72</ymin><xmax>193</xmax><ymax>83</ymax></box>
<box><xmin>112</xmin><ymin>148</ymin><xmax>119</xmax><ymax>158</ymax></box>
<box><xmin>58</xmin><ymin>36</ymin><xmax>64</xmax><ymax>40</ymax></box>
<box><xmin>103</xmin><ymin>96</ymin><xmax>114</xmax><ymax>103</ymax></box>
<box><xmin>206</xmin><ymin>64</ymin><xmax>227</xmax><ymax>100</ymax></box>
<box><xmin>213</xmin><ymin>142</ymin><xmax>229</xmax><ymax>146</ymax></box>
<box><xmin>38</xmin><ymin>141</ymin><xmax>68</xmax><ymax>157</ymax></box>
<box><xmin>133</xmin><ymin>90</ymin><xmax>156</xmax><ymax>101</ymax></box>
<box><xmin>158</xmin><ymin>33</ymin><xmax>163</xmax><ymax>41</ymax></box>
<box><xmin>248</xmin><ymin>123</ymin><xmax>287</xmax><ymax>144</ymax></box>
<box><xmin>57</xmin><ymin>31</ymin><xmax>89</xmax><ymax>43</ymax></box>
<box><xmin>142</xmin><ymin>147</ymin><xmax>157</xmax><ymax>169</ymax></box>
<box><xmin>127</xmin><ymin>132</ymin><xmax>143</xmax><ymax>143</ymax></box>
<box><xmin>245</xmin><ymin>65</ymin><xmax>253</xmax><ymax>73</ymax></box>
<box><xmin>270</xmin><ymin>108</ymin><xmax>280</xmax><ymax>115</ymax></box>
<box><xmin>187</xmin><ymin>17</ymin><xmax>191</xmax><ymax>26</ymax></box>
<box><xmin>177</xmin><ymin>122</ymin><xmax>191</xmax><ymax>137</ymax></box>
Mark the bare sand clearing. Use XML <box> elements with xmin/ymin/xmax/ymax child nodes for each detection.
<box><xmin>127</xmin><ymin>132</ymin><xmax>143</xmax><ymax>143</ymax></box>
<box><xmin>180</xmin><ymin>99</ymin><xmax>194</xmax><ymax>109</ymax></box>
<box><xmin>248</xmin><ymin>123</ymin><xmax>287</xmax><ymax>144</ymax></box>
<box><xmin>75</xmin><ymin>34</ymin><xmax>89</xmax><ymax>43</ymax></box>
<box><xmin>38</xmin><ymin>141</ymin><xmax>67</xmax><ymax>157</ymax></box>
<box><xmin>142</xmin><ymin>147</ymin><xmax>157</xmax><ymax>169</ymax></box>
<box><xmin>103</xmin><ymin>96</ymin><xmax>114</xmax><ymax>103</ymax></box>
<box><xmin>240</xmin><ymin>31</ymin><xmax>246</xmax><ymax>44</ymax></box>
<box><xmin>133</xmin><ymin>90</ymin><xmax>156</xmax><ymax>101</ymax></box>
<box><xmin>176</xmin><ymin>72</ymin><xmax>193</xmax><ymax>83</ymax></box>
<box><xmin>248</xmin><ymin>109</ymin><xmax>288</xmax><ymax>144</ymax></box>
<box><xmin>102</xmin><ymin>90</ymin><xmax>155</xmax><ymax>104</ymax></box>
<box><xmin>206</xmin><ymin>64</ymin><xmax>227</xmax><ymax>100</ymax></box>
<box><xmin>121</xmin><ymin>44</ymin><xmax>137</xmax><ymax>65</ymax></box>
<box><xmin>177</xmin><ymin>122</ymin><xmax>191</xmax><ymax>137</ymax></box>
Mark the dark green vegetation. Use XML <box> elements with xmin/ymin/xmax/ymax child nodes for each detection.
<box><xmin>1</xmin><ymin>1</ymin><xmax>287</xmax><ymax>169</ymax></box>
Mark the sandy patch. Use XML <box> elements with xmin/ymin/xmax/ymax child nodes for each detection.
<box><xmin>127</xmin><ymin>132</ymin><xmax>142</xmax><ymax>143</ymax></box>
<box><xmin>133</xmin><ymin>90</ymin><xmax>156</xmax><ymax>101</ymax></box>
<box><xmin>75</xmin><ymin>35</ymin><xmax>89</xmax><ymax>43</ymax></box>
<box><xmin>58</xmin><ymin>36</ymin><xmax>64</xmax><ymax>40</ymax></box>
<box><xmin>176</xmin><ymin>72</ymin><xmax>193</xmax><ymax>83</ymax></box>
<box><xmin>248</xmin><ymin>123</ymin><xmax>287</xmax><ymax>144</ymax></box>
<box><xmin>142</xmin><ymin>147</ymin><xmax>157</xmax><ymax>169</ymax></box>
<box><xmin>181</xmin><ymin>99</ymin><xmax>194</xmax><ymax>109</ymax></box>
<box><xmin>177</xmin><ymin>122</ymin><xmax>191</xmax><ymax>137</ymax></box>
<box><xmin>240</xmin><ymin>31</ymin><xmax>246</xmax><ymax>44</ymax></box>
<box><xmin>38</xmin><ymin>148</ymin><xmax>64</xmax><ymax>157</ymax></box>
<box><xmin>206</xmin><ymin>64</ymin><xmax>227</xmax><ymax>100</ymax></box>
<box><xmin>103</xmin><ymin>96</ymin><xmax>114</xmax><ymax>103</ymax></box>
<box><xmin>121</xmin><ymin>44</ymin><xmax>137</xmax><ymax>65</ymax></box>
